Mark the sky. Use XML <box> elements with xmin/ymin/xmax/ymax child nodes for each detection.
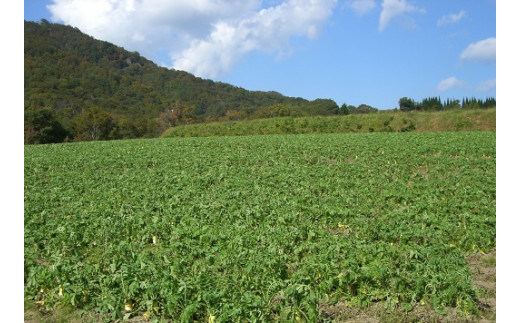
<box><xmin>23</xmin><ymin>0</ymin><xmax>496</xmax><ymax>109</ymax></box>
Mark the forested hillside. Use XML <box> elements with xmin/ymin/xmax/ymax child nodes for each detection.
<box><xmin>24</xmin><ymin>20</ymin><xmax>339</xmax><ymax>143</ymax></box>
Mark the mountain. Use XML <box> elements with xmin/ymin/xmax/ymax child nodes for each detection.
<box><xmin>24</xmin><ymin>20</ymin><xmax>339</xmax><ymax>143</ymax></box>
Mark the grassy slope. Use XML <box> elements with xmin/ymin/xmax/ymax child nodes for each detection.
<box><xmin>162</xmin><ymin>108</ymin><xmax>496</xmax><ymax>138</ymax></box>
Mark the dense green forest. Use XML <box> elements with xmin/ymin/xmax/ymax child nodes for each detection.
<box><xmin>24</xmin><ymin>20</ymin><xmax>495</xmax><ymax>144</ymax></box>
<box><xmin>24</xmin><ymin>20</ymin><xmax>340</xmax><ymax>143</ymax></box>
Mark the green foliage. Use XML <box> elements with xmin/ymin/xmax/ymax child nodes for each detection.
<box><xmin>355</xmin><ymin>104</ymin><xmax>377</xmax><ymax>114</ymax></box>
<box><xmin>339</xmin><ymin>103</ymin><xmax>377</xmax><ymax>115</ymax></box>
<box><xmin>399</xmin><ymin>96</ymin><xmax>495</xmax><ymax>112</ymax></box>
<box><xmin>251</xmin><ymin>104</ymin><xmax>305</xmax><ymax>118</ymax></box>
<box><xmin>399</xmin><ymin>97</ymin><xmax>417</xmax><ymax>112</ymax></box>
<box><xmin>163</xmin><ymin>108</ymin><xmax>495</xmax><ymax>138</ymax></box>
<box><xmin>462</xmin><ymin>97</ymin><xmax>496</xmax><ymax>109</ymax></box>
<box><xmin>339</xmin><ymin>103</ymin><xmax>353</xmax><ymax>115</ymax></box>
<box><xmin>24</xmin><ymin>106</ymin><xmax>69</xmax><ymax>144</ymax></box>
<box><xmin>25</xmin><ymin>132</ymin><xmax>495</xmax><ymax>321</ymax></box>
<box><xmin>420</xmin><ymin>97</ymin><xmax>443</xmax><ymax>111</ymax></box>
<box><xmin>24</xmin><ymin>20</ymin><xmax>338</xmax><ymax>142</ymax></box>
<box><xmin>73</xmin><ymin>106</ymin><xmax>115</xmax><ymax>141</ymax></box>
<box><xmin>249</xmin><ymin>99</ymin><xmax>340</xmax><ymax>119</ymax></box>
<box><xmin>400</xmin><ymin>123</ymin><xmax>416</xmax><ymax>132</ymax></box>
<box><xmin>305</xmin><ymin>98</ymin><xmax>339</xmax><ymax>115</ymax></box>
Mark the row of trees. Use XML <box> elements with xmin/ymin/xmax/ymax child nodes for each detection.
<box><xmin>25</xmin><ymin>106</ymin><xmax>113</xmax><ymax>144</ymax></box>
<box><xmin>24</xmin><ymin>98</ymin><xmax>340</xmax><ymax>144</ymax></box>
<box><xmin>24</xmin><ymin>105</ymin><xmax>163</xmax><ymax>144</ymax></box>
<box><xmin>399</xmin><ymin>96</ymin><xmax>496</xmax><ymax>112</ymax></box>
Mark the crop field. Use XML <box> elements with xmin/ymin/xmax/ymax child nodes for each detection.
<box><xmin>24</xmin><ymin>132</ymin><xmax>496</xmax><ymax>321</ymax></box>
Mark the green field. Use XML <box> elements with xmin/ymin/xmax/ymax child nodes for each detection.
<box><xmin>24</xmin><ymin>132</ymin><xmax>496</xmax><ymax>321</ymax></box>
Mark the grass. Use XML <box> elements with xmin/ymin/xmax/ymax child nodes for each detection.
<box><xmin>162</xmin><ymin>108</ymin><xmax>495</xmax><ymax>138</ymax></box>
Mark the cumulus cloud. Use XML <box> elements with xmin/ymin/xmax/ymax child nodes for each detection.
<box><xmin>379</xmin><ymin>0</ymin><xmax>425</xmax><ymax>32</ymax></box>
<box><xmin>437</xmin><ymin>10</ymin><xmax>466</xmax><ymax>26</ymax></box>
<box><xmin>460</xmin><ymin>38</ymin><xmax>496</xmax><ymax>63</ymax></box>
<box><xmin>173</xmin><ymin>0</ymin><xmax>337</xmax><ymax>77</ymax></box>
<box><xmin>477</xmin><ymin>78</ymin><xmax>496</xmax><ymax>92</ymax></box>
<box><xmin>48</xmin><ymin>0</ymin><xmax>338</xmax><ymax>78</ymax></box>
<box><xmin>48</xmin><ymin>0</ymin><xmax>261</xmax><ymax>58</ymax></box>
<box><xmin>437</xmin><ymin>76</ymin><xmax>463</xmax><ymax>92</ymax></box>
<box><xmin>347</xmin><ymin>0</ymin><xmax>376</xmax><ymax>15</ymax></box>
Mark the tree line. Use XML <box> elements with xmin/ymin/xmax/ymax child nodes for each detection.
<box><xmin>398</xmin><ymin>96</ymin><xmax>496</xmax><ymax>112</ymax></box>
<box><xmin>24</xmin><ymin>99</ymin><xmax>342</xmax><ymax>144</ymax></box>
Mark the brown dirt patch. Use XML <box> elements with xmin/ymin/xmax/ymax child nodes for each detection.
<box><xmin>319</xmin><ymin>301</ymin><xmax>381</xmax><ymax>322</ymax></box>
<box><xmin>344</xmin><ymin>158</ymin><xmax>357</xmax><ymax>164</ymax></box>
<box><xmin>417</xmin><ymin>166</ymin><xmax>429</xmax><ymax>179</ymax></box>
<box><xmin>318</xmin><ymin>300</ymin><xmax>464</xmax><ymax>323</ymax></box>
<box><xmin>467</xmin><ymin>249</ymin><xmax>496</xmax><ymax>322</ymax></box>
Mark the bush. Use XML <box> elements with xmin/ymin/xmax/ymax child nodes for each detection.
<box><xmin>400</xmin><ymin>124</ymin><xmax>416</xmax><ymax>132</ymax></box>
<box><xmin>24</xmin><ymin>107</ymin><xmax>69</xmax><ymax>144</ymax></box>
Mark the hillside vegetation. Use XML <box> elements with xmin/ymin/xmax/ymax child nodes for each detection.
<box><xmin>24</xmin><ymin>20</ymin><xmax>338</xmax><ymax>142</ymax></box>
<box><xmin>162</xmin><ymin>108</ymin><xmax>496</xmax><ymax>138</ymax></box>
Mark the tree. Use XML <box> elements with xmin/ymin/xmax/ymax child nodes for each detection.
<box><xmin>74</xmin><ymin>106</ymin><xmax>114</xmax><ymax>141</ymax></box>
<box><xmin>462</xmin><ymin>97</ymin><xmax>481</xmax><ymax>110</ymax></box>
<box><xmin>306</xmin><ymin>99</ymin><xmax>339</xmax><ymax>115</ymax></box>
<box><xmin>167</xmin><ymin>100</ymin><xmax>196</xmax><ymax>126</ymax></box>
<box><xmin>339</xmin><ymin>103</ymin><xmax>357</xmax><ymax>115</ymax></box>
<box><xmin>444</xmin><ymin>98</ymin><xmax>460</xmax><ymax>110</ymax></box>
<box><xmin>219</xmin><ymin>109</ymin><xmax>248</xmax><ymax>121</ymax></box>
<box><xmin>483</xmin><ymin>97</ymin><xmax>496</xmax><ymax>109</ymax></box>
<box><xmin>356</xmin><ymin>104</ymin><xmax>377</xmax><ymax>114</ymax></box>
<box><xmin>421</xmin><ymin>97</ymin><xmax>442</xmax><ymax>111</ymax></box>
<box><xmin>24</xmin><ymin>107</ymin><xmax>69</xmax><ymax>144</ymax></box>
<box><xmin>399</xmin><ymin>97</ymin><xmax>416</xmax><ymax>111</ymax></box>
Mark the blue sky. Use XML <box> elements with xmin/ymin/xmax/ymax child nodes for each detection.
<box><xmin>24</xmin><ymin>0</ymin><xmax>496</xmax><ymax>109</ymax></box>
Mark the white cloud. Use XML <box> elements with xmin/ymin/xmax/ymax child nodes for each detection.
<box><xmin>477</xmin><ymin>78</ymin><xmax>496</xmax><ymax>92</ymax></box>
<box><xmin>347</xmin><ymin>0</ymin><xmax>376</xmax><ymax>15</ymax></box>
<box><xmin>437</xmin><ymin>10</ymin><xmax>466</xmax><ymax>26</ymax></box>
<box><xmin>437</xmin><ymin>76</ymin><xmax>463</xmax><ymax>92</ymax></box>
<box><xmin>173</xmin><ymin>0</ymin><xmax>337</xmax><ymax>77</ymax></box>
<box><xmin>379</xmin><ymin>0</ymin><xmax>425</xmax><ymax>32</ymax></box>
<box><xmin>48</xmin><ymin>0</ymin><xmax>338</xmax><ymax>78</ymax></box>
<box><xmin>48</xmin><ymin>0</ymin><xmax>261</xmax><ymax>55</ymax></box>
<box><xmin>460</xmin><ymin>37</ymin><xmax>496</xmax><ymax>63</ymax></box>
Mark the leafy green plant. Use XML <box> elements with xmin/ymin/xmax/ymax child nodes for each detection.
<box><xmin>25</xmin><ymin>132</ymin><xmax>495</xmax><ymax>321</ymax></box>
